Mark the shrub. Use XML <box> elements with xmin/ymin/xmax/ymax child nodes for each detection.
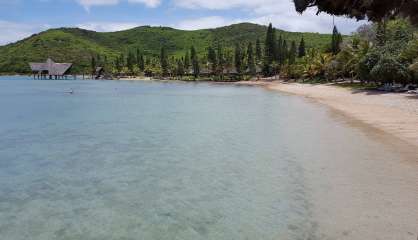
<box><xmin>409</xmin><ymin>61</ymin><xmax>418</xmax><ymax>83</ymax></box>
<box><xmin>281</xmin><ymin>64</ymin><xmax>303</xmax><ymax>80</ymax></box>
<box><xmin>357</xmin><ymin>50</ymin><xmax>381</xmax><ymax>81</ymax></box>
<box><xmin>400</xmin><ymin>39</ymin><xmax>418</xmax><ymax>64</ymax></box>
<box><xmin>325</xmin><ymin>60</ymin><xmax>340</xmax><ymax>80</ymax></box>
<box><xmin>370</xmin><ymin>54</ymin><xmax>410</xmax><ymax>84</ymax></box>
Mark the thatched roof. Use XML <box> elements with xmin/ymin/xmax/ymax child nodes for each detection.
<box><xmin>29</xmin><ymin>58</ymin><xmax>72</xmax><ymax>75</ymax></box>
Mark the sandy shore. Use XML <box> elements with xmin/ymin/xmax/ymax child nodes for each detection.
<box><xmin>240</xmin><ymin>80</ymin><xmax>418</xmax><ymax>148</ymax></box>
<box><xmin>118</xmin><ymin>77</ymin><xmax>153</xmax><ymax>81</ymax></box>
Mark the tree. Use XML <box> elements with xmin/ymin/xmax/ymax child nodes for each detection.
<box><xmin>375</xmin><ymin>21</ymin><xmax>387</xmax><ymax>47</ymax></box>
<box><xmin>224</xmin><ymin>48</ymin><xmax>234</xmax><ymax>74</ymax></box>
<box><xmin>184</xmin><ymin>51</ymin><xmax>190</xmax><ymax>72</ymax></box>
<box><xmin>160</xmin><ymin>46</ymin><xmax>169</xmax><ymax>76</ymax></box>
<box><xmin>289</xmin><ymin>41</ymin><xmax>297</xmax><ymax>64</ymax></box>
<box><xmin>145</xmin><ymin>56</ymin><xmax>151</xmax><ymax>66</ymax></box>
<box><xmin>216</xmin><ymin>41</ymin><xmax>224</xmax><ymax>78</ymax></box>
<box><xmin>103</xmin><ymin>55</ymin><xmax>109</xmax><ymax>68</ymax></box>
<box><xmin>357</xmin><ymin>49</ymin><xmax>381</xmax><ymax>81</ymax></box>
<box><xmin>119</xmin><ymin>53</ymin><xmax>125</xmax><ymax>70</ymax></box>
<box><xmin>234</xmin><ymin>43</ymin><xmax>244</xmax><ymax>75</ymax></box>
<box><xmin>190</xmin><ymin>46</ymin><xmax>200</xmax><ymax>78</ymax></box>
<box><xmin>264</xmin><ymin>23</ymin><xmax>276</xmax><ymax>65</ymax></box>
<box><xmin>207</xmin><ymin>46</ymin><xmax>217</xmax><ymax>74</ymax></box>
<box><xmin>298</xmin><ymin>37</ymin><xmax>306</xmax><ymax>57</ymax></box>
<box><xmin>331</xmin><ymin>26</ymin><xmax>343</xmax><ymax>55</ymax></box>
<box><xmin>276</xmin><ymin>35</ymin><xmax>283</xmax><ymax>64</ymax></box>
<box><xmin>263</xmin><ymin>23</ymin><xmax>277</xmax><ymax>76</ymax></box>
<box><xmin>255</xmin><ymin>38</ymin><xmax>262</xmax><ymax>63</ymax></box>
<box><xmin>370</xmin><ymin>54</ymin><xmax>409</xmax><ymax>84</ymax></box>
<box><xmin>176</xmin><ymin>59</ymin><xmax>185</xmax><ymax>78</ymax></box>
<box><xmin>115</xmin><ymin>54</ymin><xmax>124</xmax><ymax>74</ymax></box>
<box><xmin>409</xmin><ymin>61</ymin><xmax>418</xmax><ymax>83</ymax></box>
<box><xmin>136</xmin><ymin>49</ymin><xmax>145</xmax><ymax>72</ymax></box>
<box><xmin>282</xmin><ymin>40</ymin><xmax>288</xmax><ymax>63</ymax></box>
<box><xmin>247</xmin><ymin>42</ymin><xmax>256</xmax><ymax>76</ymax></box>
<box><xmin>127</xmin><ymin>51</ymin><xmax>135</xmax><ymax>74</ymax></box>
<box><xmin>292</xmin><ymin>0</ymin><xmax>418</xmax><ymax>26</ymax></box>
<box><xmin>91</xmin><ymin>56</ymin><xmax>96</xmax><ymax>77</ymax></box>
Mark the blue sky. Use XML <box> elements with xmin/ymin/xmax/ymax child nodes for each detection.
<box><xmin>0</xmin><ymin>0</ymin><xmax>366</xmax><ymax>45</ymax></box>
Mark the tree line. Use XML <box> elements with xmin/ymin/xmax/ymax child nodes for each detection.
<box><xmin>279</xmin><ymin>18</ymin><xmax>418</xmax><ymax>86</ymax></box>
<box><xmin>89</xmin><ymin>23</ymin><xmax>307</xmax><ymax>81</ymax></box>
<box><xmin>89</xmin><ymin>19</ymin><xmax>417</xmax><ymax>86</ymax></box>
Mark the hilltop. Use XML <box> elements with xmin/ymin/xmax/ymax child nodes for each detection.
<box><xmin>0</xmin><ymin>23</ymin><xmax>331</xmax><ymax>73</ymax></box>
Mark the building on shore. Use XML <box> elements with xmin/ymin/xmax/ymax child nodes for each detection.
<box><xmin>29</xmin><ymin>58</ymin><xmax>74</xmax><ymax>80</ymax></box>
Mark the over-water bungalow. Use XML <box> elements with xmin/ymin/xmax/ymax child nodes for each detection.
<box><xmin>29</xmin><ymin>58</ymin><xmax>74</xmax><ymax>80</ymax></box>
<box><xmin>94</xmin><ymin>67</ymin><xmax>105</xmax><ymax>79</ymax></box>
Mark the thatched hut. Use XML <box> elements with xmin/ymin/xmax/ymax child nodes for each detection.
<box><xmin>29</xmin><ymin>58</ymin><xmax>73</xmax><ymax>79</ymax></box>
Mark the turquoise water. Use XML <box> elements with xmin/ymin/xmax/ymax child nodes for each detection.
<box><xmin>0</xmin><ymin>76</ymin><xmax>411</xmax><ymax>239</ymax></box>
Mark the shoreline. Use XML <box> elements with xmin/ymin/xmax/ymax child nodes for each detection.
<box><xmin>237</xmin><ymin>80</ymin><xmax>418</xmax><ymax>149</ymax></box>
<box><xmin>4</xmin><ymin>75</ymin><xmax>418</xmax><ymax>147</ymax></box>
<box><xmin>236</xmin><ymin>81</ymin><xmax>418</xmax><ymax>239</ymax></box>
<box><xmin>4</xmin><ymin>75</ymin><xmax>418</xmax><ymax>148</ymax></box>
<box><xmin>2</xmin><ymin>76</ymin><xmax>417</xmax><ymax>239</ymax></box>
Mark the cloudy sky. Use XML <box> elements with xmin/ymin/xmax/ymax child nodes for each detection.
<box><xmin>0</xmin><ymin>0</ymin><xmax>366</xmax><ymax>45</ymax></box>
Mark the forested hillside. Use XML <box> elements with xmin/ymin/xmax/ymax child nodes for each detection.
<box><xmin>0</xmin><ymin>23</ymin><xmax>331</xmax><ymax>73</ymax></box>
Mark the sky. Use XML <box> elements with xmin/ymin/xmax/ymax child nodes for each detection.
<box><xmin>0</xmin><ymin>0</ymin><xmax>367</xmax><ymax>45</ymax></box>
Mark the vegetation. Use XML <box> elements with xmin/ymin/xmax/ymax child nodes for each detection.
<box><xmin>160</xmin><ymin>46</ymin><xmax>169</xmax><ymax>76</ymax></box>
<box><xmin>330</xmin><ymin>26</ymin><xmax>343</xmax><ymax>55</ymax></box>
<box><xmin>298</xmin><ymin>37</ymin><xmax>306</xmax><ymax>58</ymax></box>
<box><xmin>0</xmin><ymin>23</ymin><xmax>332</xmax><ymax>74</ymax></box>
<box><xmin>2</xmin><ymin>18</ymin><xmax>416</xmax><ymax>85</ymax></box>
<box><xmin>279</xmin><ymin>18</ymin><xmax>418</xmax><ymax>86</ymax></box>
<box><xmin>190</xmin><ymin>46</ymin><xmax>199</xmax><ymax>79</ymax></box>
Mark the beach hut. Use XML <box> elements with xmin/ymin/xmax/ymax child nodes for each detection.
<box><xmin>29</xmin><ymin>58</ymin><xmax>73</xmax><ymax>80</ymax></box>
<box><xmin>94</xmin><ymin>67</ymin><xmax>105</xmax><ymax>79</ymax></box>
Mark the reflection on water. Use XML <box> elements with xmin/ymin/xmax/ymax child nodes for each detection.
<box><xmin>0</xmin><ymin>77</ymin><xmax>414</xmax><ymax>240</ymax></box>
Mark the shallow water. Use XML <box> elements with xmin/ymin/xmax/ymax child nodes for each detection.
<box><xmin>0</xmin><ymin>77</ymin><xmax>416</xmax><ymax>240</ymax></box>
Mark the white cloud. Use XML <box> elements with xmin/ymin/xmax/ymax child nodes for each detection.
<box><xmin>172</xmin><ymin>0</ymin><xmax>366</xmax><ymax>34</ymax></box>
<box><xmin>175</xmin><ymin>16</ymin><xmax>240</xmax><ymax>30</ymax></box>
<box><xmin>76</xmin><ymin>21</ymin><xmax>142</xmax><ymax>32</ymax></box>
<box><xmin>0</xmin><ymin>20</ymin><xmax>49</xmax><ymax>46</ymax></box>
<box><xmin>75</xmin><ymin>0</ymin><xmax>161</xmax><ymax>11</ymax></box>
<box><xmin>76</xmin><ymin>0</ymin><xmax>119</xmax><ymax>10</ymax></box>
<box><xmin>129</xmin><ymin>0</ymin><xmax>161</xmax><ymax>8</ymax></box>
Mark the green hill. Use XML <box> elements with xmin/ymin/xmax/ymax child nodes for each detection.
<box><xmin>0</xmin><ymin>23</ymin><xmax>332</xmax><ymax>73</ymax></box>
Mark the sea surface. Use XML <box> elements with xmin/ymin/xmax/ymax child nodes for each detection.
<box><xmin>0</xmin><ymin>76</ymin><xmax>414</xmax><ymax>240</ymax></box>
